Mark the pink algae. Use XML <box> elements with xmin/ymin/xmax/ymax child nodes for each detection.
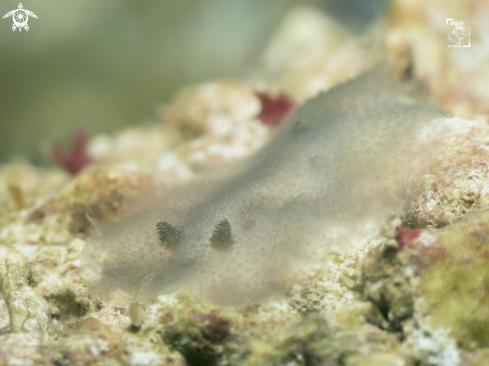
<box><xmin>51</xmin><ymin>130</ymin><xmax>93</xmax><ymax>175</ymax></box>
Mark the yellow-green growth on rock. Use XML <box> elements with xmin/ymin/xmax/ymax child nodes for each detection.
<box><xmin>420</xmin><ymin>210</ymin><xmax>489</xmax><ymax>349</ymax></box>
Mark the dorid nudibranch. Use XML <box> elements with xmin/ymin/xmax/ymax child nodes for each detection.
<box><xmin>156</xmin><ymin>220</ymin><xmax>182</xmax><ymax>249</ymax></box>
<box><xmin>85</xmin><ymin>64</ymin><xmax>450</xmax><ymax>305</ymax></box>
<box><xmin>210</xmin><ymin>219</ymin><xmax>234</xmax><ymax>251</ymax></box>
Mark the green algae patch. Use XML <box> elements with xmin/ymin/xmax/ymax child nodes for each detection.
<box><xmin>357</xmin><ymin>215</ymin><xmax>418</xmax><ymax>332</ymax></box>
<box><xmin>359</xmin><ymin>238</ymin><xmax>415</xmax><ymax>332</ymax></box>
<box><xmin>420</xmin><ymin>210</ymin><xmax>489</xmax><ymax>349</ymax></box>
<box><xmin>148</xmin><ymin>293</ymin><xmax>252</xmax><ymax>366</ymax></box>
<box><xmin>160</xmin><ymin>309</ymin><xmax>247</xmax><ymax>366</ymax></box>
<box><xmin>269</xmin><ymin>310</ymin><xmax>402</xmax><ymax>366</ymax></box>
<box><xmin>466</xmin><ymin>349</ymin><xmax>489</xmax><ymax>366</ymax></box>
<box><xmin>273</xmin><ymin>313</ymin><xmax>364</xmax><ymax>366</ymax></box>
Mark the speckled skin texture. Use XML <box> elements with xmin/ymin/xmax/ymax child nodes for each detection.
<box><xmin>84</xmin><ymin>65</ymin><xmax>448</xmax><ymax>305</ymax></box>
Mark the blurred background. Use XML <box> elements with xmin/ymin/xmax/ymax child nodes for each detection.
<box><xmin>0</xmin><ymin>0</ymin><xmax>386</xmax><ymax>164</ymax></box>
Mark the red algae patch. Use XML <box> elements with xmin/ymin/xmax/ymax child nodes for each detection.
<box><xmin>256</xmin><ymin>92</ymin><xmax>295</xmax><ymax>127</ymax></box>
<box><xmin>51</xmin><ymin>130</ymin><xmax>93</xmax><ymax>175</ymax></box>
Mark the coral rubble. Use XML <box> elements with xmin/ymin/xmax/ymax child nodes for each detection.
<box><xmin>1</xmin><ymin>2</ymin><xmax>489</xmax><ymax>365</ymax></box>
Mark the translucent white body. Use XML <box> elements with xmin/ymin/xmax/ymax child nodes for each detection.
<box><xmin>84</xmin><ymin>64</ymin><xmax>447</xmax><ymax>304</ymax></box>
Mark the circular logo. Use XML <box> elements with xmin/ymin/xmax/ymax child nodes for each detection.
<box><xmin>12</xmin><ymin>9</ymin><xmax>28</xmax><ymax>28</ymax></box>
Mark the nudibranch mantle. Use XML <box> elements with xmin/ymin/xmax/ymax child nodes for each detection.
<box><xmin>84</xmin><ymin>64</ymin><xmax>447</xmax><ymax>304</ymax></box>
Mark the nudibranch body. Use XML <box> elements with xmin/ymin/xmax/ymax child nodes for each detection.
<box><xmin>84</xmin><ymin>64</ymin><xmax>447</xmax><ymax>304</ymax></box>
